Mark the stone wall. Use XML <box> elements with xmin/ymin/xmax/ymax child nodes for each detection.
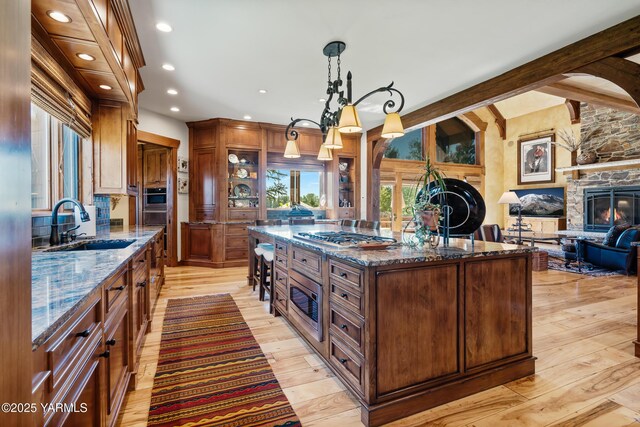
<box><xmin>580</xmin><ymin>103</ymin><xmax>640</xmax><ymax>161</ymax></box>
<box><xmin>566</xmin><ymin>169</ymin><xmax>640</xmax><ymax>230</ymax></box>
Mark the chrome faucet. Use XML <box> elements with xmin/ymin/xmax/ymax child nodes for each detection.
<box><xmin>50</xmin><ymin>198</ymin><xmax>90</xmax><ymax>246</ymax></box>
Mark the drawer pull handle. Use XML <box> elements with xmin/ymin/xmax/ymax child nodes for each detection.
<box><xmin>340</xmin><ymin>272</ymin><xmax>348</xmax><ymax>278</ymax></box>
<box><xmin>340</xmin><ymin>324</ymin><xmax>348</xmax><ymax>330</ymax></box>
<box><xmin>112</xmin><ymin>285</ymin><xmax>125</xmax><ymax>291</ymax></box>
<box><xmin>138</xmin><ymin>259</ymin><xmax>145</xmax><ymax>263</ymax></box>
<box><xmin>339</xmin><ymin>358</ymin><xmax>348</xmax><ymax>364</ymax></box>
<box><xmin>137</xmin><ymin>280</ymin><xmax>147</xmax><ymax>288</ymax></box>
<box><xmin>98</xmin><ymin>350</ymin><xmax>110</xmax><ymax>359</ymax></box>
<box><xmin>301</xmin><ymin>258</ymin><xmax>307</xmax><ymax>263</ymax></box>
<box><xmin>76</xmin><ymin>329</ymin><xmax>91</xmax><ymax>338</ymax></box>
<box><xmin>106</xmin><ymin>338</ymin><xmax>116</xmax><ymax>346</ymax></box>
<box><xmin>340</xmin><ymin>293</ymin><xmax>348</xmax><ymax>299</ymax></box>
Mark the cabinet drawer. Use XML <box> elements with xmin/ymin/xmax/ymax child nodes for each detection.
<box><xmin>329</xmin><ymin>335</ymin><xmax>364</xmax><ymax>394</ymax></box>
<box><xmin>46</xmin><ymin>293</ymin><xmax>102</xmax><ymax>393</ymax></box>
<box><xmin>330</xmin><ymin>281</ymin><xmax>363</xmax><ymax>316</ymax></box>
<box><xmin>273</xmin><ymin>279</ymin><xmax>287</xmax><ymax>316</ymax></box>
<box><xmin>228</xmin><ymin>209</ymin><xmax>258</xmax><ymax>221</ymax></box>
<box><xmin>132</xmin><ymin>249</ymin><xmax>147</xmax><ymax>274</ymax></box>
<box><xmin>329</xmin><ymin>259</ymin><xmax>363</xmax><ymax>289</ymax></box>
<box><xmin>275</xmin><ymin>252</ymin><xmax>288</xmax><ymax>269</ymax></box>
<box><xmin>104</xmin><ymin>266</ymin><xmax>128</xmax><ymax>318</ymax></box>
<box><xmin>329</xmin><ymin>306</ymin><xmax>364</xmax><ymax>355</ymax></box>
<box><xmin>274</xmin><ymin>267</ymin><xmax>288</xmax><ymax>289</ymax></box>
<box><xmin>226</xmin><ymin>248</ymin><xmax>248</xmax><ymax>261</ymax></box>
<box><xmin>275</xmin><ymin>239</ymin><xmax>288</xmax><ymax>256</ymax></box>
<box><xmin>226</xmin><ymin>223</ymin><xmax>249</xmax><ymax>235</ymax></box>
<box><xmin>226</xmin><ymin>236</ymin><xmax>248</xmax><ymax>249</ymax></box>
<box><xmin>292</xmin><ymin>245</ymin><xmax>322</xmax><ymax>279</ymax></box>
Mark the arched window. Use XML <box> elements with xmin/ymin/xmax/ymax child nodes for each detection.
<box><xmin>435</xmin><ymin>117</ymin><xmax>476</xmax><ymax>165</ymax></box>
<box><xmin>383</xmin><ymin>128</ymin><xmax>424</xmax><ymax>161</ymax></box>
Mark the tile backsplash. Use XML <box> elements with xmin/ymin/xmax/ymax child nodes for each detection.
<box><xmin>32</xmin><ymin>195</ymin><xmax>111</xmax><ymax>248</ymax></box>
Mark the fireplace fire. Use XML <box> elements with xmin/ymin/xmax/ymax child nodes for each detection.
<box><xmin>584</xmin><ymin>186</ymin><xmax>640</xmax><ymax>231</ymax></box>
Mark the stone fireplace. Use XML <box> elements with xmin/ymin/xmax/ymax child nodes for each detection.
<box><xmin>565</xmin><ymin>103</ymin><xmax>640</xmax><ymax>231</ymax></box>
<box><xmin>584</xmin><ymin>185</ymin><xmax>640</xmax><ymax>231</ymax></box>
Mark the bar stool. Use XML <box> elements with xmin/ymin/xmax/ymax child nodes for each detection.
<box><xmin>258</xmin><ymin>248</ymin><xmax>274</xmax><ymax>309</ymax></box>
<box><xmin>340</xmin><ymin>219</ymin><xmax>357</xmax><ymax>227</ymax></box>
<box><xmin>253</xmin><ymin>242</ymin><xmax>274</xmax><ymax>293</ymax></box>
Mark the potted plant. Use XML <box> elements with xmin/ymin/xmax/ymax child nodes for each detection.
<box><xmin>411</xmin><ymin>155</ymin><xmax>446</xmax><ymax>246</ymax></box>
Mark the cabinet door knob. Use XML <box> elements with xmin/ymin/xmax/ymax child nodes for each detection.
<box><xmin>340</xmin><ymin>293</ymin><xmax>348</xmax><ymax>299</ymax></box>
<box><xmin>339</xmin><ymin>358</ymin><xmax>348</xmax><ymax>364</ymax></box>
<box><xmin>98</xmin><ymin>350</ymin><xmax>110</xmax><ymax>359</ymax></box>
<box><xmin>301</xmin><ymin>258</ymin><xmax>307</xmax><ymax>263</ymax></box>
<box><xmin>76</xmin><ymin>329</ymin><xmax>90</xmax><ymax>338</ymax></box>
<box><xmin>340</xmin><ymin>272</ymin><xmax>348</xmax><ymax>278</ymax></box>
<box><xmin>340</xmin><ymin>324</ymin><xmax>348</xmax><ymax>330</ymax></box>
<box><xmin>106</xmin><ymin>338</ymin><xmax>116</xmax><ymax>346</ymax></box>
<box><xmin>137</xmin><ymin>280</ymin><xmax>147</xmax><ymax>288</ymax></box>
<box><xmin>112</xmin><ymin>285</ymin><xmax>125</xmax><ymax>291</ymax></box>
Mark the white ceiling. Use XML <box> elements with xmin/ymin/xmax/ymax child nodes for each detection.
<box><xmin>130</xmin><ymin>1</ymin><xmax>640</xmax><ymax>130</ymax></box>
<box><xmin>494</xmin><ymin>92</ymin><xmax>565</xmax><ymax>119</ymax></box>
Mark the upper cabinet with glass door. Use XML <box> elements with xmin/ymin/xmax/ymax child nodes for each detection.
<box><xmin>227</xmin><ymin>150</ymin><xmax>259</xmax><ymax>221</ymax></box>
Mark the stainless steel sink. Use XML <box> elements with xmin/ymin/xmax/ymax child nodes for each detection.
<box><xmin>46</xmin><ymin>239</ymin><xmax>135</xmax><ymax>252</ymax></box>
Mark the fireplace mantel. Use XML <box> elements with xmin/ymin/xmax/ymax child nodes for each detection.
<box><xmin>556</xmin><ymin>158</ymin><xmax>640</xmax><ymax>176</ymax></box>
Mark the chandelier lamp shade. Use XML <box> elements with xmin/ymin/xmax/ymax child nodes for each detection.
<box><xmin>284</xmin><ymin>41</ymin><xmax>406</xmax><ymax>158</ymax></box>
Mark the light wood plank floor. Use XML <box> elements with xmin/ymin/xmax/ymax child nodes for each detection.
<box><xmin>117</xmin><ymin>266</ymin><xmax>639</xmax><ymax>427</ymax></box>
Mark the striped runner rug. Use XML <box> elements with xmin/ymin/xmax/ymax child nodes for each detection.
<box><xmin>148</xmin><ymin>294</ymin><xmax>301</xmax><ymax>427</ymax></box>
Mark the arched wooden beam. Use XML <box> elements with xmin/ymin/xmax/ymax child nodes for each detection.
<box><xmin>564</xmin><ymin>99</ymin><xmax>581</xmax><ymax>124</ymax></box>
<box><xmin>486</xmin><ymin>105</ymin><xmax>506</xmax><ymax>139</ymax></box>
<box><xmin>461</xmin><ymin>111</ymin><xmax>488</xmax><ymax>132</ymax></box>
<box><xmin>573</xmin><ymin>57</ymin><xmax>640</xmax><ymax>109</ymax></box>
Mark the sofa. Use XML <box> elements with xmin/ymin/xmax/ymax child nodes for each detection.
<box><xmin>577</xmin><ymin>226</ymin><xmax>640</xmax><ymax>274</ymax></box>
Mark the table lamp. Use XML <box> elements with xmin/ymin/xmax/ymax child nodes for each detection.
<box><xmin>498</xmin><ymin>191</ymin><xmax>523</xmax><ymax>245</ymax></box>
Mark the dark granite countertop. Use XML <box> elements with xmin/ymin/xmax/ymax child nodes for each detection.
<box><xmin>248</xmin><ymin>224</ymin><xmax>536</xmax><ymax>267</ymax></box>
<box><xmin>31</xmin><ymin>226</ymin><xmax>163</xmax><ymax>350</ymax></box>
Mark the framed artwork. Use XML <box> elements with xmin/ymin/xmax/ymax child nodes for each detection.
<box><xmin>178</xmin><ymin>177</ymin><xmax>189</xmax><ymax>194</ymax></box>
<box><xmin>178</xmin><ymin>156</ymin><xmax>188</xmax><ymax>173</ymax></box>
<box><xmin>517</xmin><ymin>135</ymin><xmax>555</xmax><ymax>184</ymax></box>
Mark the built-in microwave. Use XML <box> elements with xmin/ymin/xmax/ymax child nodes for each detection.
<box><xmin>287</xmin><ymin>270</ymin><xmax>323</xmax><ymax>343</ymax></box>
<box><xmin>144</xmin><ymin>188</ymin><xmax>167</xmax><ymax>209</ymax></box>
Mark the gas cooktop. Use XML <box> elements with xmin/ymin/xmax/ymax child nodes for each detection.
<box><xmin>295</xmin><ymin>231</ymin><xmax>397</xmax><ymax>248</ymax></box>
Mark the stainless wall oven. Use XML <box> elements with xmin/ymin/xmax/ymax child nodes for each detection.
<box><xmin>288</xmin><ymin>270</ymin><xmax>323</xmax><ymax>342</ymax></box>
<box><xmin>144</xmin><ymin>187</ymin><xmax>167</xmax><ymax>210</ymax></box>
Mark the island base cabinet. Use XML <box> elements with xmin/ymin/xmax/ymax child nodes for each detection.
<box><xmin>105</xmin><ymin>304</ymin><xmax>130</xmax><ymax>427</ymax></box>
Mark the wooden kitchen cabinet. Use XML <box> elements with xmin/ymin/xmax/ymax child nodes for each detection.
<box><xmin>129</xmin><ymin>247</ymin><xmax>150</xmax><ymax>389</ymax></box>
<box><xmin>144</xmin><ymin>148</ymin><xmax>168</xmax><ymax>188</ymax></box>
<box><xmin>191</xmin><ymin>147</ymin><xmax>217</xmax><ymax>221</ymax></box>
<box><xmin>104</xmin><ymin>303</ymin><xmax>130</xmax><ymax>427</ymax></box>
<box><xmin>94</xmin><ymin>100</ymin><xmax>128</xmax><ymax>194</ymax></box>
<box><xmin>181</xmin><ymin>222</ymin><xmax>248</xmax><ymax>268</ymax></box>
<box><xmin>126</xmin><ymin>119</ymin><xmax>138</xmax><ymax>195</ymax></box>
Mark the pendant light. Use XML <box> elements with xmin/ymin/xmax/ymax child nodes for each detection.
<box><xmin>317</xmin><ymin>144</ymin><xmax>333</xmax><ymax>161</ymax></box>
<box><xmin>284</xmin><ymin>41</ymin><xmax>405</xmax><ymax>158</ymax></box>
<box><xmin>381</xmin><ymin>112</ymin><xmax>405</xmax><ymax>138</ymax></box>
<box><xmin>323</xmin><ymin>126</ymin><xmax>343</xmax><ymax>149</ymax></box>
<box><xmin>284</xmin><ymin>140</ymin><xmax>301</xmax><ymax>158</ymax></box>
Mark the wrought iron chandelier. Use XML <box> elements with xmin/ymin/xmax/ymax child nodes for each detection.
<box><xmin>284</xmin><ymin>41</ymin><xmax>406</xmax><ymax>160</ymax></box>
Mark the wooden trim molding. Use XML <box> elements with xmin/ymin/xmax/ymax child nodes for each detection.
<box><xmin>536</xmin><ymin>82</ymin><xmax>639</xmax><ymax>114</ymax></box>
<box><xmin>564</xmin><ymin>99</ymin><xmax>581</xmax><ymax>124</ymax></box>
<box><xmin>486</xmin><ymin>104</ymin><xmax>506</xmax><ymax>139</ymax></box>
<box><xmin>138</xmin><ymin>130</ymin><xmax>180</xmax><ymax>149</ymax></box>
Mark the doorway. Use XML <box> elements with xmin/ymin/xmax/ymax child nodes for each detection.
<box><xmin>137</xmin><ymin>130</ymin><xmax>180</xmax><ymax>266</ymax></box>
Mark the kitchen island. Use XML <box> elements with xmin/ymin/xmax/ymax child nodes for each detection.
<box><xmin>248</xmin><ymin>224</ymin><xmax>536</xmax><ymax>427</ymax></box>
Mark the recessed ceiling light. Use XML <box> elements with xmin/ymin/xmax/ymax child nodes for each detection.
<box><xmin>47</xmin><ymin>10</ymin><xmax>71</xmax><ymax>23</ymax></box>
<box><xmin>319</xmin><ymin>98</ymin><xmax>326</xmax><ymax>103</ymax></box>
<box><xmin>155</xmin><ymin>22</ymin><xmax>173</xmax><ymax>32</ymax></box>
<box><xmin>76</xmin><ymin>53</ymin><xmax>95</xmax><ymax>61</ymax></box>
<box><xmin>99</xmin><ymin>84</ymin><xmax>112</xmax><ymax>90</ymax></box>
<box><xmin>167</xmin><ymin>88</ymin><xmax>178</xmax><ymax>95</ymax></box>
<box><xmin>243</xmin><ymin>115</ymin><xmax>252</xmax><ymax>120</ymax></box>
<box><xmin>162</xmin><ymin>63</ymin><xmax>175</xmax><ymax>71</ymax></box>
<box><xmin>258</xmin><ymin>89</ymin><xmax>267</xmax><ymax>94</ymax></box>
<box><xmin>170</xmin><ymin>107</ymin><xmax>180</xmax><ymax>112</ymax></box>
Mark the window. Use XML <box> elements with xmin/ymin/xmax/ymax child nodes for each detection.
<box><xmin>383</xmin><ymin>128</ymin><xmax>423</xmax><ymax>160</ymax></box>
<box><xmin>401</xmin><ymin>184</ymin><xmax>418</xmax><ymax>217</ymax></box>
<box><xmin>435</xmin><ymin>117</ymin><xmax>476</xmax><ymax>165</ymax></box>
<box><xmin>31</xmin><ymin>103</ymin><xmax>82</xmax><ymax>211</ymax></box>
<box><xmin>267</xmin><ymin>168</ymin><xmax>325</xmax><ymax>209</ymax></box>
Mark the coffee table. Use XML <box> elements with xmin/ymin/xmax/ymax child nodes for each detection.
<box><xmin>501</xmin><ymin>230</ymin><xmax>563</xmax><ymax>247</ymax></box>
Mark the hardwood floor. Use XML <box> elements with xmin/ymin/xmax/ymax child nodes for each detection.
<box><xmin>117</xmin><ymin>266</ymin><xmax>639</xmax><ymax>427</ymax></box>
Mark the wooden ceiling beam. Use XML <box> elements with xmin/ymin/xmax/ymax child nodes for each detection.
<box><xmin>573</xmin><ymin>56</ymin><xmax>640</xmax><ymax>109</ymax></box>
<box><xmin>486</xmin><ymin>104</ymin><xmax>506</xmax><ymax>139</ymax></box>
<box><xmin>536</xmin><ymin>82</ymin><xmax>640</xmax><ymax>114</ymax></box>
<box><xmin>564</xmin><ymin>99</ymin><xmax>581</xmax><ymax>124</ymax></box>
<box><xmin>367</xmin><ymin>15</ymin><xmax>640</xmax><ymax>141</ymax></box>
